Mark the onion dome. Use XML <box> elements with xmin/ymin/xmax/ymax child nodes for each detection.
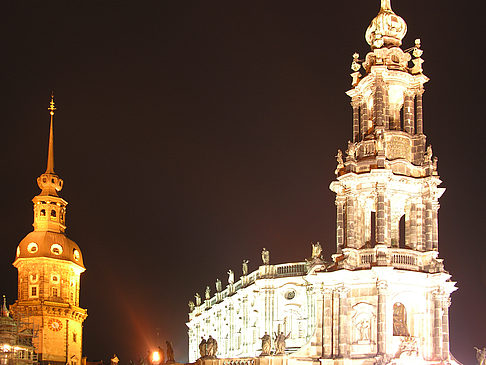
<box><xmin>15</xmin><ymin>231</ymin><xmax>85</xmax><ymax>269</ymax></box>
<box><xmin>365</xmin><ymin>0</ymin><xmax>407</xmax><ymax>49</ymax></box>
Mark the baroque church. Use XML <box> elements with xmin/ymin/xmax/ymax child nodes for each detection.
<box><xmin>7</xmin><ymin>97</ymin><xmax>87</xmax><ymax>365</ymax></box>
<box><xmin>187</xmin><ymin>1</ymin><xmax>460</xmax><ymax>364</ymax></box>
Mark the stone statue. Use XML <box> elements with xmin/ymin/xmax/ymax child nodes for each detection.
<box><xmin>227</xmin><ymin>269</ymin><xmax>234</xmax><ymax>285</ymax></box>
<box><xmin>356</xmin><ymin>319</ymin><xmax>370</xmax><ymax>341</ymax></box>
<box><xmin>393</xmin><ymin>302</ymin><xmax>409</xmax><ymax>337</ymax></box>
<box><xmin>335</xmin><ymin>149</ymin><xmax>344</xmax><ymax>175</ymax></box>
<box><xmin>375</xmin><ymin>130</ymin><xmax>384</xmax><ymax>151</ymax></box>
<box><xmin>336</xmin><ymin>149</ymin><xmax>344</xmax><ymax>166</ymax></box>
<box><xmin>242</xmin><ymin>260</ymin><xmax>249</xmax><ymax>276</ymax></box>
<box><xmin>205</xmin><ymin>286</ymin><xmax>211</xmax><ymax>300</ymax></box>
<box><xmin>475</xmin><ymin>347</ymin><xmax>486</xmax><ymax>365</ymax></box>
<box><xmin>166</xmin><ymin>341</ymin><xmax>175</xmax><ymax>363</ymax></box>
<box><xmin>260</xmin><ymin>332</ymin><xmax>271</xmax><ymax>356</ymax></box>
<box><xmin>346</xmin><ymin>141</ymin><xmax>356</xmax><ymax>160</ymax></box>
<box><xmin>198</xmin><ymin>337</ymin><xmax>207</xmax><ymax>358</ymax></box>
<box><xmin>311</xmin><ymin>241</ymin><xmax>322</xmax><ymax>259</ymax></box>
<box><xmin>261</xmin><ymin>248</ymin><xmax>270</xmax><ymax>265</ymax></box>
<box><xmin>195</xmin><ymin>293</ymin><xmax>201</xmax><ymax>306</ymax></box>
<box><xmin>433</xmin><ymin>156</ymin><xmax>438</xmax><ymax>171</ymax></box>
<box><xmin>215</xmin><ymin>278</ymin><xmax>222</xmax><ymax>293</ymax></box>
<box><xmin>206</xmin><ymin>336</ymin><xmax>218</xmax><ymax>358</ymax></box>
<box><xmin>111</xmin><ymin>355</ymin><xmax>119</xmax><ymax>365</ymax></box>
<box><xmin>424</xmin><ymin>145</ymin><xmax>433</xmax><ymax>164</ymax></box>
<box><xmin>157</xmin><ymin>346</ymin><xmax>165</xmax><ymax>364</ymax></box>
<box><xmin>188</xmin><ymin>301</ymin><xmax>195</xmax><ymax>312</ymax></box>
<box><xmin>274</xmin><ymin>332</ymin><xmax>290</xmax><ymax>355</ymax></box>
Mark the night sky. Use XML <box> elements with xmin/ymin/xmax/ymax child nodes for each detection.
<box><xmin>0</xmin><ymin>1</ymin><xmax>484</xmax><ymax>364</ymax></box>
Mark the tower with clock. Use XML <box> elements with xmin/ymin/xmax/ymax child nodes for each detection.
<box><xmin>10</xmin><ymin>96</ymin><xmax>87</xmax><ymax>365</ymax></box>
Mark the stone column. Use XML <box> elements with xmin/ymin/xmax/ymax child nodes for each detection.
<box><xmin>346</xmin><ymin>194</ymin><xmax>357</xmax><ymax>249</ymax></box>
<box><xmin>332</xmin><ymin>289</ymin><xmax>340</xmax><ymax>357</ymax></box>
<box><xmin>432</xmin><ymin>202</ymin><xmax>439</xmax><ymax>251</ymax></box>
<box><xmin>377</xmin><ymin>281</ymin><xmax>388</xmax><ymax>355</ymax></box>
<box><xmin>403</xmin><ymin>92</ymin><xmax>415</xmax><ymax>134</ymax></box>
<box><xmin>338</xmin><ymin>287</ymin><xmax>350</xmax><ymax>358</ymax></box>
<box><xmin>425</xmin><ymin>201</ymin><xmax>433</xmax><ymax>251</ymax></box>
<box><xmin>416</xmin><ymin>202</ymin><xmax>425</xmax><ymax>251</ymax></box>
<box><xmin>416</xmin><ymin>91</ymin><xmax>424</xmax><ymax>134</ymax></box>
<box><xmin>352</xmin><ymin>99</ymin><xmax>360</xmax><ymax>142</ymax></box>
<box><xmin>308</xmin><ymin>285</ymin><xmax>322</xmax><ymax>357</ymax></box>
<box><xmin>442</xmin><ymin>297</ymin><xmax>451</xmax><ymax>361</ymax></box>
<box><xmin>433</xmin><ymin>290</ymin><xmax>443</xmax><ymax>360</ymax></box>
<box><xmin>361</xmin><ymin>101</ymin><xmax>368</xmax><ymax>139</ymax></box>
<box><xmin>336</xmin><ymin>197</ymin><xmax>346</xmax><ymax>253</ymax></box>
<box><xmin>376</xmin><ymin>186</ymin><xmax>386</xmax><ymax>245</ymax></box>
<box><xmin>375</xmin><ymin>80</ymin><xmax>385</xmax><ymax>127</ymax></box>
<box><xmin>384</xmin><ymin>86</ymin><xmax>390</xmax><ymax>129</ymax></box>
<box><xmin>323</xmin><ymin>288</ymin><xmax>333</xmax><ymax>358</ymax></box>
<box><xmin>406</xmin><ymin>203</ymin><xmax>417</xmax><ymax>250</ymax></box>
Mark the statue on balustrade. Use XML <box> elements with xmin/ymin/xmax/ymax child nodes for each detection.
<box><xmin>215</xmin><ymin>278</ymin><xmax>222</xmax><ymax>293</ymax></box>
<box><xmin>261</xmin><ymin>248</ymin><xmax>270</xmax><ymax>265</ymax></box>
<box><xmin>195</xmin><ymin>293</ymin><xmax>201</xmax><ymax>306</ymax></box>
<box><xmin>242</xmin><ymin>260</ymin><xmax>249</xmax><ymax>275</ymax></box>
<box><xmin>205</xmin><ymin>286</ymin><xmax>211</xmax><ymax>300</ymax></box>
<box><xmin>475</xmin><ymin>347</ymin><xmax>486</xmax><ymax>365</ymax></box>
<box><xmin>260</xmin><ymin>332</ymin><xmax>271</xmax><ymax>356</ymax></box>
<box><xmin>227</xmin><ymin>269</ymin><xmax>234</xmax><ymax>285</ymax></box>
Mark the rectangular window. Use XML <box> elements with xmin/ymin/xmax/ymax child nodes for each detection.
<box><xmin>52</xmin><ymin>287</ymin><xmax>58</xmax><ymax>297</ymax></box>
<box><xmin>73</xmin><ymin>332</ymin><xmax>77</xmax><ymax>343</ymax></box>
<box><xmin>30</xmin><ymin>286</ymin><xmax>38</xmax><ymax>297</ymax></box>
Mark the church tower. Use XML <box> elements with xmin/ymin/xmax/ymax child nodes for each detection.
<box><xmin>11</xmin><ymin>96</ymin><xmax>87</xmax><ymax>365</ymax></box>
<box><xmin>328</xmin><ymin>0</ymin><xmax>457</xmax><ymax>362</ymax></box>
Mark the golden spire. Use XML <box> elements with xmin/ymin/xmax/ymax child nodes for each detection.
<box><xmin>46</xmin><ymin>93</ymin><xmax>56</xmax><ymax>174</ymax></box>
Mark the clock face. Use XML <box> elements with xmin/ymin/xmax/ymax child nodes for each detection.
<box><xmin>48</xmin><ymin>318</ymin><xmax>63</xmax><ymax>331</ymax></box>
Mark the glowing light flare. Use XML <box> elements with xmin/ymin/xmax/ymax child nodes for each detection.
<box><xmin>152</xmin><ymin>351</ymin><xmax>160</xmax><ymax>363</ymax></box>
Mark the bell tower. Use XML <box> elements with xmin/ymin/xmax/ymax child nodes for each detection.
<box><xmin>11</xmin><ymin>96</ymin><xmax>87</xmax><ymax>365</ymax></box>
<box><xmin>330</xmin><ymin>0</ymin><xmax>443</xmax><ymax>255</ymax></box>
<box><xmin>329</xmin><ymin>1</ymin><xmax>457</xmax><ymax>362</ymax></box>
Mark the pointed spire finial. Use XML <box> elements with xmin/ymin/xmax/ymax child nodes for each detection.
<box><xmin>381</xmin><ymin>0</ymin><xmax>392</xmax><ymax>11</ymax></box>
<box><xmin>1</xmin><ymin>295</ymin><xmax>9</xmax><ymax>317</ymax></box>
<box><xmin>46</xmin><ymin>92</ymin><xmax>56</xmax><ymax>174</ymax></box>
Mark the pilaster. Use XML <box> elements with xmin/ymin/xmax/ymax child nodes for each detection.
<box><xmin>376</xmin><ymin>280</ymin><xmax>387</xmax><ymax>355</ymax></box>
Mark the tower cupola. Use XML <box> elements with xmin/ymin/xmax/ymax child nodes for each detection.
<box><xmin>32</xmin><ymin>95</ymin><xmax>67</xmax><ymax>233</ymax></box>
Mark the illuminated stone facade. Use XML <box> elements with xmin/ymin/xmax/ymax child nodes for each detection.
<box><xmin>187</xmin><ymin>1</ymin><xmax>460</xmax><ymax>364</ymax></box>
<box><xmin>10</xmin><ymin>98</ymin><xmax>87</xmax><ymax>365</ymax></box>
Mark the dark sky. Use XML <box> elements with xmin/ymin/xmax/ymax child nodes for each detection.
<box><xmin>0</xmin><ymin>1</ymin><xmax>484</xmax><ymax>364</ymax></box>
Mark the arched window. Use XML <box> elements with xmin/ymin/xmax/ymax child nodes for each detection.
<box><xmin>51</xmin><ymin>209</ymin><xmax>56</xmax><ymax>218</ymax></box>
<box><xmin>40</xmin><ymin>209</ymin><xmax>46</xmax><ymax>216</ymax></box>
<box><xmin>393</xmin><ymin>302</ymin><xmax>409</xmax><ymax>336</ymax></box>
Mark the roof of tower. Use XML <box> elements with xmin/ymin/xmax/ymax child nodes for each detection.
<box><xmin>14</xmin><ymin>231</ymin><xmax>85</xmax><ymax>269</ymax></box>
<box><xmin>365</xmin><ymin>0</ymin><xmax>407</xmax><ymax>49</ymax></box>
